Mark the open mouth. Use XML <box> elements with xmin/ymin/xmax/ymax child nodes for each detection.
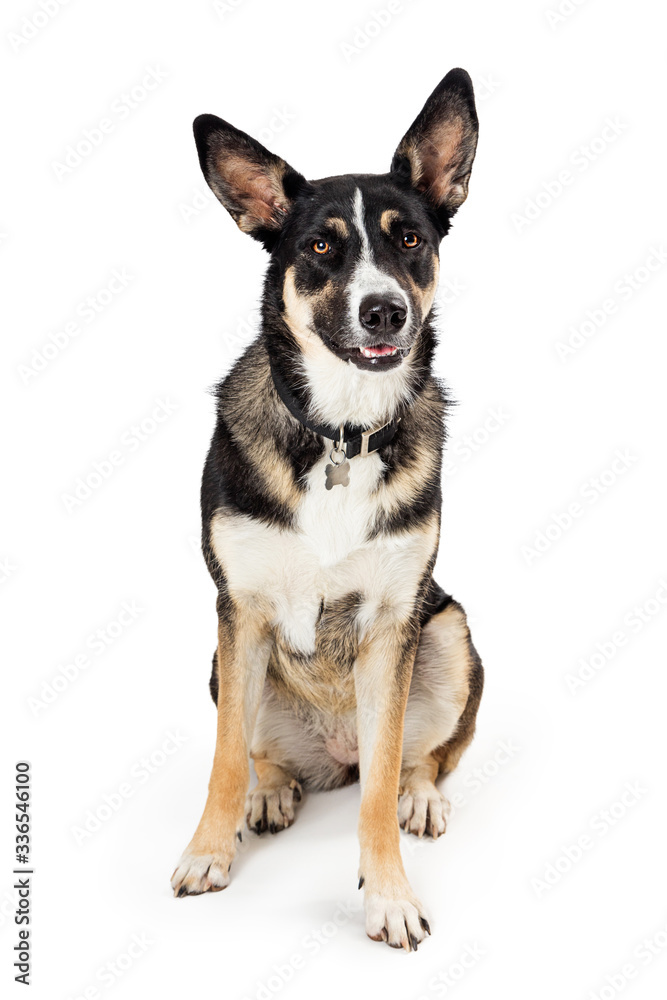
<box><xmin>351</xmin><ymin>342</ymin><xmax>409</xmax><ymax>370</ymax></box>
<box><xmin>319</xmin><ymin>331</ymin><xmax>411</xmax><ymax>371</ymax></box>
<box><xmin>359</xmin><ymin>344</ymin><xmax>399</xmax><ymax>359</ymax></box>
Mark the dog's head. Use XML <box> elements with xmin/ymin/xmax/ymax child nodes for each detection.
<box><xmin>194</xmin><ymin>69</ymin><xmax>478</xmax><ymax>376</ymax></box>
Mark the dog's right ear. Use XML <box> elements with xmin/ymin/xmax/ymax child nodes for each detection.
<box><xmin>193</xmin><ymin>114</ymin><xmax>308</xmax><ymax>249</ymax></box>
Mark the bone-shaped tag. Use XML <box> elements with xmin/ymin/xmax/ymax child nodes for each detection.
<box><xmin>325</xmin><ymin>461</ymin><xmax>350</xmax><ymax>490</ymax></box>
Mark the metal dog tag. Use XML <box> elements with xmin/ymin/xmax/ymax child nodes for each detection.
<box><xmin>325</xmin><ymin>425</ymin><xmax>349</xmax><ymax>489</ymax></box>
<box><xmin>325</xmin><ymin>460</ymin><xmax>350</xmax><ymax>489</ymax></box>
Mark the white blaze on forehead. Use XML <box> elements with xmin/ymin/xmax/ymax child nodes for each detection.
<box><xmin>352</xmin><ymin>186</ymin><xmax>373</xmax><ymax>258</ymax></box>
<box><xmin>348</xmin><ymin>187</ymin><xmax>407</xmax><ymax>331</ymax></box>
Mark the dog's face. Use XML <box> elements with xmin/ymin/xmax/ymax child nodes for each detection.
<box><xmin>194</xmin><ymin>69</ymin><xmax>478</xmax><ymax>375</ymax></box>
<box><xmin>270</xmin><ymin>175</ymin><xmax>443</xmax><ymax>373</ymax></box>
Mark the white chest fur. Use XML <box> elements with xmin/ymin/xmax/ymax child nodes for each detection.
<box><xmin>210</xmin><ymin>450</ymin><xmax>432</xmax><ymax>657</ymax></box>
<box><xmin>297</xmin><ymin>446</ymin><xmax>384</xmax><ymax>566</ymax></box>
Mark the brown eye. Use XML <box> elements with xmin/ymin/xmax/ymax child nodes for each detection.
<box><xmin>312</xmin><ymin>239</ymin><xmax>330</xmax><ymax>254</ymax></box>
<box><xmin>403</xmin><ymin>232</ymin><xmax>421</xmax><ymax>248</ymax></box>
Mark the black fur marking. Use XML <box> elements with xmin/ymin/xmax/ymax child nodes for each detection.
<box><xmin>209</xmin><ymin>648</ymin><xmax>218</xmax><ymax>705</ymax></box>
<box><xmin>419</xmin><ymin>579</ymin><xmax>454</xmax><ymax>627</ymax></box>
<box><xmin>204</xmin><ymin>411</ymin><xmax>295</xmax><ymax>526</ymax></box>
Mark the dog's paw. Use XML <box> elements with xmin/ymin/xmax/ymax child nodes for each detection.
<box><xmin>398</xmin><ymin>784</ymin><xmax>449</xmax><ymax>839</ymax></box>
<box><xmin>245</xmin><ymin>779</ymin><xmax>302</xmax><ymax>834</ymax></box>
<box><xmin>364</xmin><ymin>891</ymin><xmax>431</xmax><ymax>952</ymax></box>
<box><xmin>170</xmin><ymin>849</ymin><xmax>233</xmax><ymax>897</ymax></box>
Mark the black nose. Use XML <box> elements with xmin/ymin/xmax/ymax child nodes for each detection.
<box><xmin>358</xmin><ymin>295</ymin><xmax>407</xmax><ymax>337</ymax></box>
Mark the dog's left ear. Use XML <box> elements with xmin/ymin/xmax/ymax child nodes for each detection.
<box><xmin>391</xmin><ymin>68</ymin><xmax>478</xmax><ymax>221</ymax></box>
<box><xmin>193</xmin><ymin>114</ymin><xmax>308</xmax><ymax>248</ymax></box>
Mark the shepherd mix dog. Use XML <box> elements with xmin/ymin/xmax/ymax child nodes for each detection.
<box><xmin>171</xmin><ymin>68</ymin><xmax>484</xmax><ymax>952</ymax></box>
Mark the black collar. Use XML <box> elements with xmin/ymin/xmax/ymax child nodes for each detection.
<box><xmin>269</xmin><ymin>356</ymin><xmax>400</xmax><ymax>459</ymax></box>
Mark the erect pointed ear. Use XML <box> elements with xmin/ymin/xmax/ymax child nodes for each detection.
<box><xmin>391</xmin><ymin>68</ymin><xmax>478</xmax><ymax>220</ymax></box>
<box><xmin>193</xmin><ymin>114</ymin><xmax>308</xmax><ymax>248</ymax></box>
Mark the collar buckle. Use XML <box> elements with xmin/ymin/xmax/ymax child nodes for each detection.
<box><xmin>359</xmin><ymin>418</ymin><xmax>400</xmax><ymax>458</ymax></box>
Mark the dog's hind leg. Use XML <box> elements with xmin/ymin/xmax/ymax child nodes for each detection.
<box><xmin>399</xmin><ymin>595</ymin><xmax>483</xmax><ymax>838</ymax></box>
<box><xmin>245</xmin><ymin>760</ymin><xmax>303</xmax><ymax>835</ymax></box>
<box><xmin>209</xmin><ymin>647</ymin><xmax>305</xmax><ymax>835</ymax></box>
<box><xmin>247</xmin><ymin>681</ymin><xmax>357</xmax><ymax>834</ymax></box>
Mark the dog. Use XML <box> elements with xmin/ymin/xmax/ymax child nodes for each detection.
<box><xmin>171</xmin><ymin>68</ymin><xmax>484</xmax><ymax>952</ymax></box>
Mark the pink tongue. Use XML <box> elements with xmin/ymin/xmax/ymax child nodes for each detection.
<box><xmin>365</xmin><ymin>344</ymin><xmax>396</xmax><ymax>356</ymax></box>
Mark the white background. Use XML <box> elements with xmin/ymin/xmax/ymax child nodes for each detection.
<box><xmin>2</xmin><ymin>0</ymin><xmax>667</xmax><ymax>997</ymax></box>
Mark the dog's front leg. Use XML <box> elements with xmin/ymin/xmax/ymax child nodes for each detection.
<box><xmin>354</xmin><ymin>618</ymin><xmax>430</xmax><ymax>951</ymax></box>
<box><xmin>171</xmin><ymin>602</ymin><xmax>271</xmax><ymax>896</ymax></box>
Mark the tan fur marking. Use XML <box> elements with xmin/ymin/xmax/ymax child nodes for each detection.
<box><xmin>400</xmin><ymin>755</ymin><xmax>439</xmax><ymax>794</ymax></box>
<box><xmin>356</xmin><ymin>622</ymin><xmax>416</xmax><ymax>892</ymax></box>
<box><xmin>374</xmin><ymin>437</ymin><xmax>440</xmax><ymax>519</ymax></box>
<box><xmin>380</xmin><ymin>208</ymin><xmax>400</xmax><ymax>234</ymax></box>
<box><xmin>407</xmin><ymin>254</ymin><xmax>440</xmax><ymax>321</ymax></box>
<box><xmin>253</xmin><ymin>759</ymin><xmax>290</xmax><ymax>783</ymax></box>
<box><xmin>325</xmin><ymin>216</ymin><xmax>349</xmax><ymax>238</ymax></box>
<box><xmin>268</xmin><ymin>639</ymin><xmax>357</xmax><ymax>715</ymax></box>
<box><xmin>282</xmin><ymin>266</ymin><xmax>338</xmax><ymax>369</ymax></box>
<box><xmin>282</xmin><ymin>266</ymin><xmax>313</xmax><ymax>342</ymax></box>
<box><xmin>217</xmin><ymin>359</ymin><xmax>302</xmax><ymax>515</ymax></box>
<box><xmin>431</xmin><ymin>602</ymin><xmax>472</xmax><ymax>706</ymax></box>
<box><xmin>180</xmin><ymin>612</ymin><xmax>271</xmax><ymax>864</ymax></box>
<box><xmin>245</xmin><ymin>442</ymin><xmax>300</xmax><ymax>512</ymax></box>
<box><xmin>425</xmin><ymin>601</ymin><xmax>482</xmax><ymax>774</ymax></box>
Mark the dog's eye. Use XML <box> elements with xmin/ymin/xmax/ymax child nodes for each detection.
<box><xmin>403</xmin><ymin>233</ymin><xmax>421</xmax><ymax>248</ymax></box>
<box><xmin>311</xmin><ymin>240</ymin><xmax>330</xmax><ymax>255</ymax></box>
